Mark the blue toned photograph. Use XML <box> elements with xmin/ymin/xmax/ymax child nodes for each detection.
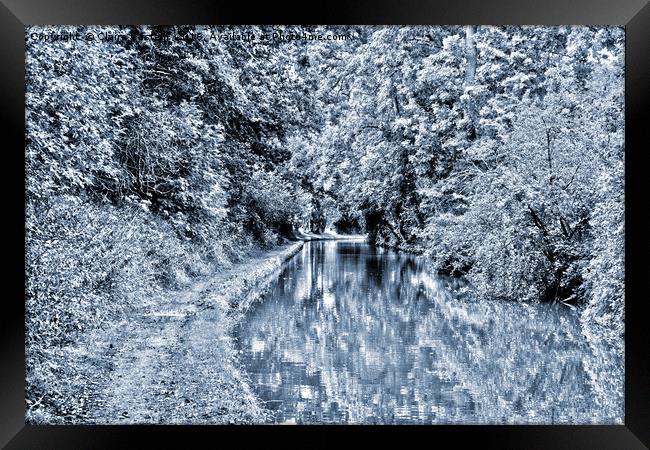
<box><xmin>25</xmin><ymin>25</ymin><xmax>624</xmax><ymax>424</ymax></box>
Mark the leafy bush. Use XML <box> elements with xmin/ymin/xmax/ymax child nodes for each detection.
<box><xmin>581</xmin><ymin>165</ymin><xmax>624</xmax><ymax>342</ymax></box>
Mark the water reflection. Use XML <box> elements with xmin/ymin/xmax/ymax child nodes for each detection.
<box><xmin>235</xmin><ymin>240</ymin><xmax>623</xmax><ymax>424</ymax></box>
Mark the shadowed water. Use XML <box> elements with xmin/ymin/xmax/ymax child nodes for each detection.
<box><xmin>234</xmin><ymin>240</ymin><xmax>623</xmax><ymax>424</ymax></box>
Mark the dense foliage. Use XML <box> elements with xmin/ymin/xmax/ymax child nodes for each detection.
<box><xmin>26</xmin><ymin>25</ymin><xmax>316</xmax><ymax>421</ymax></box>
<box><xmin>25</xmin><ymin>25</ymin><xmax>624</xmax><ymax>422</ymax></box>
<box><xmin>298</xmin><ymin>26</ymin><xmax>623</xmax><ymax>312</ymax></box>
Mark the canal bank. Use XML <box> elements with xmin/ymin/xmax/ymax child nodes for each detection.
<box><xmin>85</xmin><ymin>240</ymin><xmax>304</xmax><ymax>424</ymax></box>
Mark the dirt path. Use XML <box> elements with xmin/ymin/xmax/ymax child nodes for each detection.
<box><xmin>87</xmin><ymin>241</ymin><xmax>303</xmax><ymax>424</ymax></box>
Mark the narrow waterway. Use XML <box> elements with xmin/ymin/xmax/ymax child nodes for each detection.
<box><xmin>235</xmin><ymin>240</ymin><xmax>623</xmax><ymax>424</ymax></box>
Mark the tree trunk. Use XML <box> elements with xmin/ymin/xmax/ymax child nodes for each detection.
<box><xmin>464</xmin><ymin>25</ymin><xmax>477</xmax><ymax>86</ymax></box>
<box><xmin>464</xmin><ymin>25</ymin><xmax>478</xmax><ymax>142</ymax></box>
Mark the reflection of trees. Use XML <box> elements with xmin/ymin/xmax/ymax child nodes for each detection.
<box><xmin>416</xmin><ymin>272</ymin><xmax>623</xmax><ymax>424</ymax></box>
<box><xmin>237</xmin><ymin>241</ymin><xmax>623</xmax><ymax>424</ymax></box>
<box><xmin>579</xmin><ymin>320</ymin><xmax>624</xmax><ymax>423</ymax></box>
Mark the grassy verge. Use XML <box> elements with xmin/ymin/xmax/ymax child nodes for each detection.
<box><xmin>27</xmin><ymin>240</ymin><xmax>304</xmax><ymax>424</ymax></box>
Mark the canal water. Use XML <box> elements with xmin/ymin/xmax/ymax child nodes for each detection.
<box><xmin>234</xmin><ymin>240</ymin><xmax>623</xmax><ymax>424</ymax></box>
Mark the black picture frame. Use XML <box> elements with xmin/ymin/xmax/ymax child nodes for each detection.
<box><xmin>2</xmin><ymin>0</ymin><xmax>648</xmax><ymax>448</ymax></box>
